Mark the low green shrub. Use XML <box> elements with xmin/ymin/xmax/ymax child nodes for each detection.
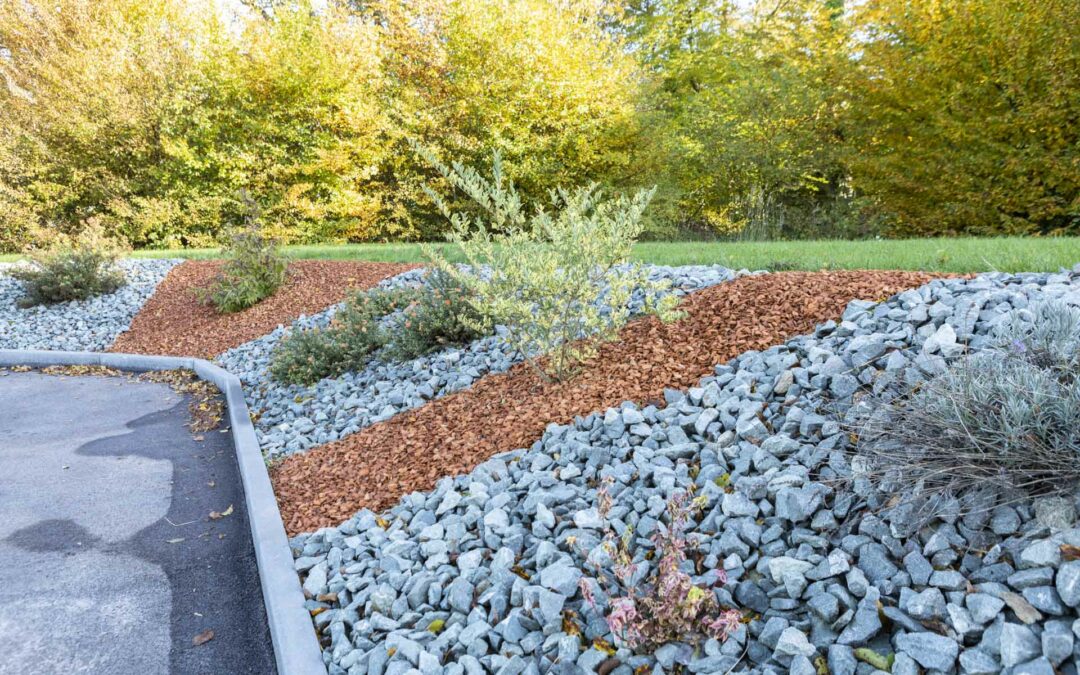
<box><xmin>419</xmin><ymin>149</ymin><xmax>682</xmax><ymax>382</ymax></box>
<box><xmin>270</xmin><ymin>286</ymin><xmax>414</xmax><ymax>385</ymax></box>
<box><xmin>11</xmin><ymin>221</ymin><xmax>128</xmax><ymax>307</ymax></box>
<box><xmin>200</xmin><ymin>197</ymin><xmax>289</xmax><ymax>313</ymax></box>
<box><xmin>271</xmin><ymin>270</ymin><xmax>485</xmax><ymax>385</ymax></box>
<box><xmin>383</xmin><ymin>270</ymin><xmax>484</xmax><ymax>361</ymax></box>
<box><xmin>858</xmin><ymin>301</ymin><xmax>1080</xmax><ymax>510</ymax></box>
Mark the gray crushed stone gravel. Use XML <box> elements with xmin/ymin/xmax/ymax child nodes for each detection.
<box><xmin>289</xmin><ymin>265</ymin><xmax>1080</xmax><ymax>674</ymax></box>
<box><xmin>0</xmin><ymin>259</ymin><xmax>179</xmax><ymax>352</ymax></box>
<box><xmin>217</xmin><ymin>265</ymin><xmax>752</xmax><ymax>458</ymax></box>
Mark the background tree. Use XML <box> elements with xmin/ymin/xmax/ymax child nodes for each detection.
<box><xmin>366</xmin><ymin>0</ymin><xmax>645</xmax><ymax>239</ymax></box>
<box><xmin>628</xmin><ymin>0</ymin><xmax>856</xmax><ymax>238</ymax></box>
<box><xmin>845</xmin><ymin>0</ymin><xmax>1080</xmax><ymax>236</ymax></box>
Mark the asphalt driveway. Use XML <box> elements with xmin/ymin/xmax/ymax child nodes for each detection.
<box><xmin>0</xmin><ymin>370</ymin><xmax>276</xmax><ymax>674</ymax></box>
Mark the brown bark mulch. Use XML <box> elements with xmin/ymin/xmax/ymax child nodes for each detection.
<box><xmin>272</xmin><ymin>270</ymin><xmax>951</xmax><ymax>535</ymax></box>
<box><xmin>109</xmin><ymin>260</ymin><xmax>419</xmax><ymax>359</ymax></box>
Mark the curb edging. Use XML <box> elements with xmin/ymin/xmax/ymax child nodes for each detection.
<box><xmin>0</xmin><ymin>349</ymin><xmax>327</xmax><ymax>675</ymax></box>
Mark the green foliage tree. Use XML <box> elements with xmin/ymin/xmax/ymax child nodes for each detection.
<box><xmin>845</xmin><ymin>0</ymin><xmax>1080</xmax><ymax>236</ymax></box>
<box><xmin>1</xmin><ymin>0</ymin><xmax>1076</xmax><ymax>248</ymax></box>
<box><xmin>366</xmin><ymin>0</ymin><xmax>645</xmax><ymax>238</ymax></box>
<box><xmin>628</xmin><ymin>0</ymin><xmax>856</xmax><ymax>237</ymax></box>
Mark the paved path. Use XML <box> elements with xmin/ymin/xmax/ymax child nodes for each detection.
<box><xmin>0</xmin><ymin>370</ymin><xmax>276</xmax><ymax>674</ymax></box>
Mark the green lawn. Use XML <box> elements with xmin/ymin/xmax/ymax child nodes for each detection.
<box><xmin>4</xmin><ymin>237</ymin><xmax>1078</xmax><ymax>273</ymax></box>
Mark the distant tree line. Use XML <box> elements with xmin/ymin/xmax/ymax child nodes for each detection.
<box><xmin>0</xmin><ymin>0</ymin><xmax>1076</xmax><ymax>251</ymax></box>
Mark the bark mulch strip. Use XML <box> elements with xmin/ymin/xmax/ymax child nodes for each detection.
<box><xmin>109</xmin><ymin>260</ymin><xmax>420</xmax><ymax>359</ymax></box>
<box><xmin>273</xmin><ymin>270</ymin><xmax>952</xmax><ymax>535</ymax></box>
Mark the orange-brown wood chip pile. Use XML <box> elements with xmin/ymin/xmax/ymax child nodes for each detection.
<box><xmin>272</xmin><ymin>270</ymin><xmax>951</xmax><ymax>535</ymax></box>
<box><xmin>109</xmin><ymin>260</ymin><xmax>419</xmax><ymax>359</ymax></box>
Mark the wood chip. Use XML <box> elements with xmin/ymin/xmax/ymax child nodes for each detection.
<box><xmin>110</xmin><ymin>260</ymin><xmax>419</xmax><ymax>359</ymax></box>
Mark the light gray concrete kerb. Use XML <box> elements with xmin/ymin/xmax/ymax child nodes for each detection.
<box><xmin>0</xmin><ymin>349</ymin><xmax>327</xmax><ymax>675</ymax></box>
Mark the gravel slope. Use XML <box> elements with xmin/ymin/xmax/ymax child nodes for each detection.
<box><xmin>272</xmin><ymin>270</ymin><xmax>943</xmax><ymax>535</ymax></box>
<box><xmin>0</xmin><ymin>259</ymin><xmax>178</xmax><ymax>352</ymax></box>
<box><xmin>290</xmin><ymin>266</ymin><xmax>1080</xmax><ymax>675</ymax></box>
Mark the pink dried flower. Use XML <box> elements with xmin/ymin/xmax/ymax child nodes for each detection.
<box><xmin>582</xmin><ymin>489</ymin><xmax>743</xmax><ymax>651</ymax></box>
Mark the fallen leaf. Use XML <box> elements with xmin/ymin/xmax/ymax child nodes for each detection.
<box><xmin>853</xmin><ymin>648</ymin><xmax>893</xmax><ymax>671</ymax></box>
<box><xmin>192</xmin><ymin>629</ymin><xmax>214</xmax><ymax>646</ymax></box>
<box><xmin>597</xmin><ymin>658</ymin><xmax>621</xmax><ymax>675</ymax></box>
<box><xmin>562</xmin><ymin>610</ymin><xmax>582</xmax><ymax>636</ymax></box>
<box><xmin>1000</xmin><ymin>591</ymin><xmax>1043</xmax><ymax>624</ymax></box>
<box><xmin>209</xmin><ymin>504</ymin><xmax>234</xmax><ymax>520</ymax></box>
<box><xmin>592</xmin><ymin>638</ymin><xmax>616</xmax><ymax>656</ymax></box>
<box><xmin>510</xmin><ymin>565</ymin><xmax>531</xmax><ymax>581</ymax></box>
<box><xmin>1061</xmin><ymin>544</ymin><xmax>1080</xmax><ymax>561</ymax></box>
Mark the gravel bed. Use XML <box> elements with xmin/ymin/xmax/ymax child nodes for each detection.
<box><xmin>291</xmin><ymin>265</ymin><xmax>1080</xmax><ymax>675</ymax></box>
<box><xmin>218</xmin><ymin>265</ymin><xmax>751</xmax><ymax>458</ymax></box>
<box><xmin>0</xmin><ymin>259</ymin><xmax>180</xmax><ymax>352</ymax></box>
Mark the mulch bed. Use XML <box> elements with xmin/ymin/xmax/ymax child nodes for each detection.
<box><xmin>272</xmin><ymin>270</ymin><xmax>951</xmax><ymax>535</ymax></box>
<box><xmin>109</xmin><ymin>260</ymin><xmax>419</xmax><ymax>359</ymax></box>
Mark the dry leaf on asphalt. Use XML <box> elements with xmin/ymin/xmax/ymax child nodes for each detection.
<box><xmin>209</xmin><ymin>504</ymin><xmax>233</xmax><ymax>520</ymax></box>
<box><xmin>192</xmin><ymin>629</ymin><xmax>214</xmax><ymax>646</ymax></box>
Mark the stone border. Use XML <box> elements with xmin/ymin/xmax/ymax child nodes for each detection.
<box><xmin>0</xmin><ymin>349</ymin><xmax>327</xmax><ymax>675</ymax></box>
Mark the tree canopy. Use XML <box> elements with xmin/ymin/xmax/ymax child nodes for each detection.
<box><xmin>0</xmin><ymin>0</ymin><xmax>1076</xmax><ymax>251</ymax></box>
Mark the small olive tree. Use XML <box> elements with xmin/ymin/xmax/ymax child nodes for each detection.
<box><xmin>419</xmin><ymin>149</ymin><xmax>681</xmax><ymax>381</ymax></box>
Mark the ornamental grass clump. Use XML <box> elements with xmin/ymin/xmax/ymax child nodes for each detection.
<box><xmin>11</xmin><ymin>220</ymin><xmax>128</xmax><ymax>307</ymax></box>
<box><xmin>580</xmin><ymin>485</ymin><xmax>742</xmax><ymax>650</ymax></box>
<box><xmin>200</xmin><ymin>195</ymin><xmax>288</xmax><ymax>314</ymax></box>
<box><xmin>857</xmin><ymin>300</ymin><xmax>1080</xmax><ymax>510</ymax></box>
<box><xmin>418</xmin><ymin>149</ymin><xmax>682</xmax><ymax>382</ymax></box>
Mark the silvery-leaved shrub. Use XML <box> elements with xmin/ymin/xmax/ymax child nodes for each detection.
<box><xmin>11</xmin><ymin>220</ymin><xmax>128</xmax><ymax>307</ymax></box>
<box><xmin>857</xmin><ymin>300</ymin><xmax>1080</xmax><ymax>513</ymax></box>
<box><xmin>419</xmin><ymin>148</ymin><xmax>681</xmax><ymax>382</ymax></box>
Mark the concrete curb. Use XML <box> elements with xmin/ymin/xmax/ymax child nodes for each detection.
<box><xmin>0</xmin><ymin>349</ymin><xmax>327</xmax><ymax>675</ymax></box>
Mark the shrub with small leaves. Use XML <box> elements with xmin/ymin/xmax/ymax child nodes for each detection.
<box><xmin>857</xmin><ymin>300</ymin><xmax>1080</xmax><ymax>513</ymax></box>
<box><xmin>270</xmin><ymin>286</ymin><xmax>417</xmax><ymax>385</ymax></box>
<box><xmin>200</xmin><ymin>195</ymin><xmax>288</xmax><ymax>313</ymax></box>
<box><xmin>11</xmin><ymin>220</ymin><xmax>128</xmax><ymax>307</ymax></box>
<box><xmin>383</xmin><ymin>270</ymin><xmax>484</xmax><ymax>361</ymax></box>
<box><xmin>271</xmin><ymin>272</ymin><xmax>485</xmax><ymax>385</ymax></box>
<box><xmin>419</xmin><ymin>148</ymin><xmax>682</xmax><ymax>382</ymax></box>
<box><xmin>580</xmin><ymin>485</ymin><xmax>743</xmax><ymax>650</ymax></box>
